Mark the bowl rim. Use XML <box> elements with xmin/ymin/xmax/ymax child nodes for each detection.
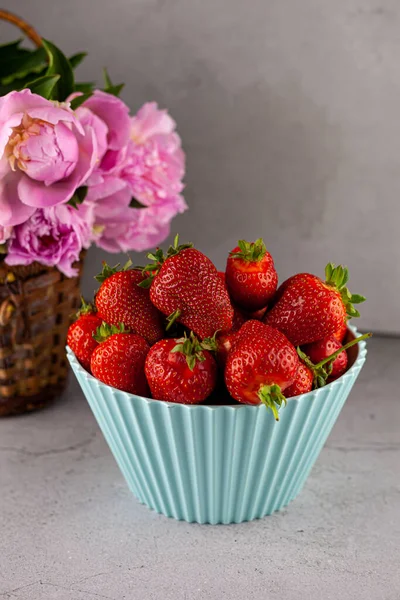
<box><xmin>66</xmin><ymin>324</ymin><xmax>368</xmax><ymax>411</ymax></box>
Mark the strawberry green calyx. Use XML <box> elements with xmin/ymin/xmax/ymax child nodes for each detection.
<box><xmin>171</xmin><ymin>331</ymin><xmax>212</xmax><ymax>371</ymax></box>
<box><xmin>138</xmin><ymin>234</ymin><xmax>194</xmax><ymax>289</ymax></box>
<box><xmin>93</xmin><ymin>322</ymin><xmax>128</xmax><ymax>343</ymax></box>
<box><xmin>324</xmin><ymin>263</ymin><xmax>366</xmax><ymax>319</ymax></box>
<box><xmin>165</xmin><ymin>309</ymin><xmax>182</xmax><ymax>331</ymax></box>
<box><xmin>298</xmin><ymin>332</ymin><xmax>372</xmax><ymax>389</ymax></box>
<box><xmin>258</xmin><ymin>384</ymin><xmax>287</xmax><ymax>421</ymax></box>
<box><xmin>95</xmin><ymin>259</ymin><xmax>132</xmax><ymax>283</ymax></box>
<box><xmin>77</xmin><ymin>296</ymin><xmax>95</xmax><ymax>317</ymax></box>
<box><xmin>201</xmin><ymin>331</ymin><xmax>219</xmax><ymax>352</ymax></box>
<box><xmin>229</xmin><ymin>238</ymin><xmax>267</xmax><ymax>262</ymax></box>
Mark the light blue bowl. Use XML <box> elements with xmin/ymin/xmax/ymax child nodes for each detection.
<box><xmin>67</xmin><ymin>327</ymin><xmax>367</xmax><ymax>524</ymax></box>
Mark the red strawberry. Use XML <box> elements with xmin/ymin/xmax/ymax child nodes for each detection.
<box><xmin>247</xmin><ymin>306</ymin><xmax>268</xmax><ymax>320</ymax></box>
<box><xmin>302</xmin><ymin>336</ymin><xmax>348</xmax><ymax>380</ymax></box>
<box><xmin>332</xmin><ymin>321</ymin><xmax>348</xmax><ymax>343</ymax></box>
<box><xmin>213</xmin><ymin>330</ymin><xmax>240</xmax><ymax>367</ymax></box>
<box><xmin>67</xmin><ymin>299</ymin><xmax>102</xmax><ymax>372</ymax></box>
<box><xmin>289</xmin><ymin>332</ymin><xmax>372</xmax><ymax>395</ymax></box>
<box><xmin>225</xmin><ymin>320</ymin><xmax>300</xmax><ymax>420</ymax></box>
<box><xmin>95</xmin><ymin>260</ymin><xmax>164</xmax><ymax>345</ymax></box>
<box><xmin>141</xmin><ymin>236</ymin><xmax>234</xmax><ymax>339</ymax></box>
<box><xmin>265</xmin><ymin>263</ymin><xmax>366</xmax><ymax>346</ymax></box>
<box><xmin>91</xmin><ymin>324</ymin><xmax>150</xmax><ymax>395</ymax></box>
<box><xmin>145</xmin><ymin>331</ymin><xmax>217</xmax><ymax>404</ymax></box>
<box><xmin>225</xmin><ymin>238</ymin><xmax>278</xmax><ymax>311</ymax></box>
<box><xmin>285</xmin><ymin>364</ymin><xmax>314</xmax><ymax>398</ymax></box>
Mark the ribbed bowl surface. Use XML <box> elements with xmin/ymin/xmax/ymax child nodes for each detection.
<box><xmin>67</xmin><ymin>328</ymin><xmax>367</xmax><ymax>524</ymax></box>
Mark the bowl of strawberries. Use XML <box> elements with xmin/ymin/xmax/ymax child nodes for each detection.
<box><xmin>67</xmin><ymin>236</ymin><xmax>369</xmax><ymax>524</ymax></box>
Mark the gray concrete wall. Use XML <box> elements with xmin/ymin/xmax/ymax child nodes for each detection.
<box><xmin>1</xmin><ymin>0</ymin><xmax>399</xmax><ymax>333</ymax></box>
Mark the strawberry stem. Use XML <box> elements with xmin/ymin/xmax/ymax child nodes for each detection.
<box><xmin>297</xmin><ymin>332</ymin><xmax>372</xmax><ymax>389</ymax></box>
<box><xmin>93</xmin><ymin>322</ymin><xmax>128</xmax><ymax>343</ymax></box>
<box><xmin>229</xmin><ymin>238</ymin><xmax>267</xmax><ymax>262</ymax></box>
<box><xmin>77</xmin><ymin>296</ymin><xmax>94</xmax><ymax>317</ymax></box>
<box><xmin>314</xmin><ymin>332</ymin><xmax>371</xmax><ymax>369</ymax></box>
<box><xmin>201</xmin><ymin>331</ymin><xmax>219</xmax><ymax>352</ymax></box>
<box><xmin>165</xmin><ymin>309</ymin><xmax>181</xmax><ymax>331</ymax></box>
<box><xmin>258</xmin><ymin>384</ymin><xmax>287</xmax><ymax>421</ymax></box>
<box><xmin>171</xmin><ymin>331</ymin><xmax>208</xmax><ymax>370</ymax></box>
<box><xmin>324</xmin><ymin>263</ymin><xmax>366</xmax><ymax>319</ymax></box>
<box><xmin>138</xmin><ymin>234</ymin><xmax>194</xmax><ymax>287</ymax></box>
<box><xmin>95</xmin><ymin>259</ymin><xmax>132</xmax><ymax>283</ymax></box>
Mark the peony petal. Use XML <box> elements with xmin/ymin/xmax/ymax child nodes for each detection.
<box><xmin>0</xmin><ymin>113</ymin><xmax>24</xmax><ymax>159</ymax></box>
<box><xmin>18</xmin><ymin>122</ymin><xmax>99</xmax><ymax>208</ymax></box>
<box><xmin>75</xmin><ymin>106</ymin><xmax>108</xmax><ymax>162</ymax></box>
<box><xmin>86</xmin><ymin>175</ymin><xmax>127</xmax><ymax>202</ymax></box>
<box><xmin>82</xmin><ymin>90</ymin><xmax>130</xmax><ymax>150</ymax></box>
<box><xmin>17</xmin><ymin>171</ymin><xmax>79</xmax><ymax>207</ymax></box>
<box><xmin>0</xmin><ymin>171</ymin><xmax>35</xmax><ymax>226</ymax></box>
<box><xmin>131</xmin><ymin>103</ymin><xmax>176</xmax><ymax>142</ymax></box>
<box><xmin>94</xmin><ymin>186</ymin><xmax>132</xmax><ymax>222</ymax></box>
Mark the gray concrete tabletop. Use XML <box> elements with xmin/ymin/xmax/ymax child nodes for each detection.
<box><xmin>0</xmin><ymin>336</ymin><xmax>399</xmax><ymax>600</ymax></box>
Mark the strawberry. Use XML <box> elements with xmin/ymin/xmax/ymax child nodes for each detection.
<box><xmin>145</xmin><ymin>331</ymin><xmax>217</xmax><ymax>404</ymax></box>
<box><xmin>286</xmin><ymin>332</ymin><xmax>372</xmax><ymax>397</ymax></box>
<box><xmin>302</xmin><ymin>336</ymin><xmax>348</xmax><ymax>381</ymax></box>
<box><xmin>224</xmin><ymin>320</ymin><xmax>300</xmax><ymax>420</ymax></box>
<box><xmin>225</xmin><ymin>238</ymin><xmax>278</xmax><ymax>311</ymax></box>
<box><xmin>91</xmin><ymin>323</ymin><xmax>150</xmax><ymax>395</ymax></box>
<box><xmin>67</xmin><ymin>299</ymin><xmax>102</xmax><ymax>372</ymax></box>
<box><xmin>140</xmin><ymin>236</ymin><xmax>234</xmax><ymax>339</ymax></box>
<box><xmin>332</xmin><ymin>321</ymin><xmax>348</xmax><ymax>343</ymax></box>
<box><xmin>218</xmin><ymin>270</ymin><xmax>265</xmax><ymax>325</ymax></box>
<box><xmin>212</xmin><ymin>330</ymin><xmax>240</xmax><ymax>367</ymax></box>
<box><xmin>264</xmin><ymin>263</ymin><xmax>366</xmax><ymax>346</ymax></box>
<box><xmin>284</xmin><ymin>364</ymin><xmax>314</xmax><ymax>398</ymax></box>
<box><xmin>247</xmin><ymin>306</ymin><xmax>268</xmax><ymax>321</ymax></box>
<box><xmin>95</xmin><ymin>260</ymin><xmax>164</xmax><ymax>345</ymax></box>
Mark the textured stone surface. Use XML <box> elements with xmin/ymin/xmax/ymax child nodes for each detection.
<box><xmin>1</xmin><ymin>0</ymin><xmax>400</xmax><ymax>332</ymax></box>
<box><xmin>0</xmin><ymin>335</ymin><xmax>399</xmax><ymax>599</ymax></box>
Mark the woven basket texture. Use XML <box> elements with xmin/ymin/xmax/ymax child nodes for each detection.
<box><xmin>0</xmin><ymin>257</ymin><xmax>84</xmax><ymax>416</ymax></box>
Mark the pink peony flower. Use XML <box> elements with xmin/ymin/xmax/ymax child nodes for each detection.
<box><xmin>0</xmin><ymin>89</ymin><xmax>99</xmax><ymax>228</ymax></box>
<box><xmin>0</xmin><ymin>225</ymin><xmax>12</xmax><ymax>245</ymax></box>
<box><xmin>77</xmin><ymin>90</ymin><xmax>131</xmax><ymax>151</ymax></box>
<box><xmin>81</xmin><ymin>101</ymin><xmax>186</xmax><ymax>252</ymax></box>
<box><xmin>5</xmin><ymin>204</ymin><xmax>95</xmax><ymax>277</ymax></box>
<box><xmin>97</xmin><ymin>195</ymin><xmax>187</xmax><ymax>252</ymax></box>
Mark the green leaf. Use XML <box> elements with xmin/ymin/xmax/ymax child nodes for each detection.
<box><xmin>42</xmin><ymin>38</ymin><xmax>74</xmax><ymax>101</ymax></box>
<box><xmin>93</xmin><ymin>321</ymin><xmax>127</xmax><ymax>343</ymax></box>
<box><xmin>137</xmin><ymin>277</ymin><xmax>153</xmax><ymax>289</ymax></box>
<box><xmin>1</xmin><ymin>47</ymin><xmax>47</xmax><ymax>85</ymax></box>
<box><xmin>102</xmin><ymin>67</ymin><xmax>124</xmax><ymax>97</ymax></box>
<box><xmin>165</xmin><ymin>309</ymin><xmax>181</xmax><ymax>331</ymax></box>
<box><xmin>0</xmin><ymin>40</ymin><xmax>32</xmax><ymax>82</ymax></box>
<box><xmin>103</xmin><ymin>67</ymin><xmax>113</xmax><ymax>89</ymax></box>
<box><xmin>94</xmin><ymin>259</ymin><xmax>132</xmax><ymax>283</ymax></box>
<box><xmin>77</xmin><ymin>297</ymin><xmax>95</xmax><ymax>317</ymax></box>
<box><xmin>129</xmin><ymin>197</ymin><xmax>147</xmax><ymax>209</ymax></box>
<box><xmin>0</xmin><ymin>67</ymin><xmax>46</xmax><ymax>95</ymax></box>
<box><xmin>324</xmin><ymin>262</ymin><xmax>366</xmax><ymax>319</ymax></box>
<box><xmin>74</xmin><ymin>82</ymin><xmax>95</xmax><ymax>93</ymax></box>
<box><xmin>23</xmin><ymin>74</ymin><xmax>60</xmax><ymax>99</ymax></box>
<box><xmin>70</xmin><ymin>92</ymin><xmax>92</xmax><ymax>110</ymax></box>
<box><xmin>258</xmin><ymin>384</ymin><xmax>286</xmax><ymax>421</ymax></box>
<box><xmin>0</xmin><ymin>39</ymin><xmax>26</xmax><ymax>62</ymax></box>
<box><xmin>68</xmin><ymin>52</ymin><xmax>87</xmax><ymax>69</ymax></box>
<box><xmin>229</xmin><ymin>238</ymin><xmax>267</xmax><ymax>262</ymax></box>
<box><xmin>350</xmin><ymin>294</ymin><xmax>366</xmax><ymax>304</ymax></box>
<box><xmin>67</xmin><ymin>186</ymin><xmax>88</xmax><ymax>209</ymax></box>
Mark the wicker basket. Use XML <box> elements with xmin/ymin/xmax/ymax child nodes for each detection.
<box><xmin>0</xmin><ymin>12</ymin><xmax>85</xmax><ymax>416</ymax></box>
<box><xmin>0</xmin><ymin>258</ymin><xmax>84</xmax><ymax>416</ymax></box>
